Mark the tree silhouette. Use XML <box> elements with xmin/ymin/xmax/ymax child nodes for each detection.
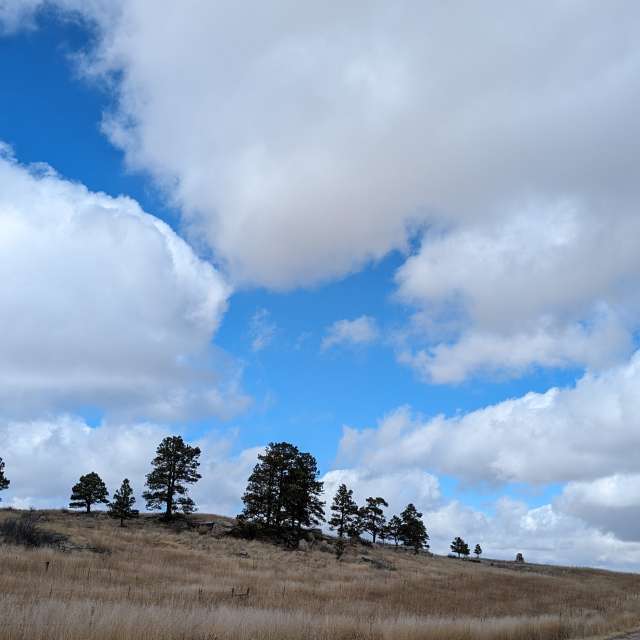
<box><xmin>328</xmin><ymin>484</ymin><xmax>359</xmax><ymax>539</ymax></box>
<box><xmin>451</xmin><ymin>536</ymin><xmax>469</xmax><ymax>558</ymax></box>
<box><xmin>69</xmin><ymin>472</ymin><xmax>109</xmax><ymax>513</ymax></box>
<box><xmin>0</xmin><ymin>457</ymin><xmax>9</xmax><ymax>500</ymax></box>
<box><xmin>143</xmin><ymin>435</ymin><xmax>201</xmax><ymax>519</ymax></box>
<box><xmin>399</xmin><ymin>503</ymin><xmax>429</xmax><ymax>553</ymax></box>
<box><xmin>240</xmin><ymin>442</ymin><xmax>324</xmax><ymax>534</ymax></box>
<box><xmin>361</xmin><ymin>496</ymin><xmax>388</xmax><ymax>543</ymax></box>
<box><xmin>109</xmin><ymin>478</ymin><xmax>139</xmax><ymax>527</ymax></box>
<box><xmin>474</xmin><ymin>543</ymin><xmax>482</xmax><ymax>559</ymax></box>
<box><xmin>385</xmin><ymin>515</ymin><xmax>402</xmax><ymax>548</ymax></box>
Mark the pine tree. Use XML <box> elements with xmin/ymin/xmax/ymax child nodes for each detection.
<box><xmin>385</xmin><ymin>515</ymin><xmax>402</xmax><ymax>547</ymax></box>
<box><xmin>474</xmin><ymin>543</ymin><xmax>482</xmax><ymax>559</ymax></box>
<box><xmin>328</xmin><ymin>483</ymin><xmax>359</xmax><ymax>538</ymax></box>
<box><xmin>69</xmin><ymin>472</ymin><xmax>109</xmax><ymax>513</ymax></box>
<box><xmin>286</xmin><ymin>451</ymin><xmax>325</xmax><ymax>532</ymax></box>
<box><xmin>461</xmin><ymin>541</ymin><xmax>471</xmax><ymax>558</ymax></box>
<box><xmin>143</xmin><ymin>435</ymin><xmax>201</xmax><ymax>519</ymax></box>
<box><xmin>0</xmin><ymin>457</ymin><xmax>9</xmax><ymax>500</ymax></box>
<box><xmin>361</xmin><ymin>496</ymin><xmax>388</xmax><ymax>543</ymax></box>
<box><xmin>240</xmin><ymin>442</ymin><xmax>325</xmax><ymax>535</ymax></box>
<box><xmin>108</xmin><ymin>478</ymin><xmax>139</xmax><ymax>527</ymax></box>
<box><xmin>451</xmin><ymin>536</ymin><xmax>467</xmax><ymax>558</ymax></box>
<box><xmin>399</xmin><ymin>503</ymin><xmax>429</xmax><ymax>554</ymax></box>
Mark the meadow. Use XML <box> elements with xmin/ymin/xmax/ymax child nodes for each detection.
<box><xmin>1</xmin><ymin>509</ymin><xmax>640</xmax><ymax>640</ymax></box>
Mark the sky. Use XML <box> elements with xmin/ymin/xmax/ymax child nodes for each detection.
<box><xmin>1</xmin><ymin>0</ymin><xmax>640</xmax><ymax>570</ymax></box>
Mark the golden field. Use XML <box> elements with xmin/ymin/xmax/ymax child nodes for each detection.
<box><xmin>1</xmin><ymin>509</ymin><xmax>640</xmax><ymax>640</ymax></box>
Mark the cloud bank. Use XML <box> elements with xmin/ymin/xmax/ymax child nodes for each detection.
<box><xmin>0</xmin><ymin>147</ymin><xmax>247</xmax><ymax>420</ymax></box>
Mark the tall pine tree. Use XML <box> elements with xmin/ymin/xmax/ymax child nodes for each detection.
<box><xmin>328</xmin><ymin>483</ymin><xmax>359</xmax><ymax>539</ymax></box>
<box><xmin>0</xmin><ymin>457</ymin><xmax>9</xmax><ymax>500</ymax></box>
<box><xmin>474</xmin><ymin>543</ymin><xmax>482</xmax><ymax>559</ymax></box>
<box><xmin>385</xmin><ymin>514</ymin><xmax>402</xmax><ymax>548</ymax></box>
<box><xmin>399</xmin><ymin>503</ymin><xmax>429</xmax><ymax>554</ymax></box>
<box><xmin>143</xmin><ymin>435</ymin><xmax>201</xmax><ymax>519</ymax></box>
<box><xmin>361</xmin><ymin>496</ymin><xmax>388</xmax><ymax>543</ymax></box>
<box><xmin>69</xmin><ymin>472</ymin><xmax>109</xmax><ymax>513</ymax></box>
<box><xmin>109</xmin><ymin>478</ymin><xmax>139</xmax><ymax>527</ymax></box>
<box><xmin>451</xmin><ymin>536</ymin><xmax>468</xmax><ymax>558</ymax></box>
<box><xmin>240</xmin><ymin>442</ymin><xmax>324</xmax><ymax>534</ymax></box>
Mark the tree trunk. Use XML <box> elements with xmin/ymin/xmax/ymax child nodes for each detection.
<box><xmin>120</xmin><ymin>517</ymin><xmax>124</xmax><ymax>528</ymax></box>
<box><xmin>86</xmin><ymin>502</ymin><xmax>91</xmax><ymax>513</ymax></box>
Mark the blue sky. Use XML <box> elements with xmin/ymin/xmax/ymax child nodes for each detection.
<box><xmin>2</xmin><ymin>2</ymin><xmax>640</xmax><ymax>569</ymax></box>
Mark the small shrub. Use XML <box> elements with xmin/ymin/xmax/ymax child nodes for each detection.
<box><xmin>0</xmin><ymin>512</ymin><xmax>66</xmax><ymax>548</ymax></box>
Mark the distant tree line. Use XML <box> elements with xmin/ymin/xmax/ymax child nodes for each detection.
<box><xmin>0</xmin><ymin>440</ymin><xmax>482</xmax><ymax>557</ymax></box>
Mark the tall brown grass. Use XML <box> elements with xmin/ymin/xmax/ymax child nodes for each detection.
<box><xmin>1</xmin><ymin>510</ymin><xmax>639</xmax><ymax>640</ymax></box>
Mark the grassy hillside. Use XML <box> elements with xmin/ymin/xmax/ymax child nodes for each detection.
<box><xmin>1</xmin><ymin>509</ymin><xmax>640</xmax><ymax>640</ymax></box>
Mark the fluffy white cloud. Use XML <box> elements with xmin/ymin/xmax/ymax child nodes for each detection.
<box><xmin>321</xmin><ymin>315</ymin><xmax>379</xmax><ymax>351</ymax></box>
<box><xmin>5</xmin><ymin>1</ymin><xmax>640</xmax><ymax>375</ymax></box>
<box><xmin>0</xmin><ymin>415</ymin><xmax>256</xmax><ymax>515</ymax></box>
<box><xmin>7</xmin><ymin>1</ymin><xmax>637</xmax><ymax>297</ymax></box>
<box><xmin>396</xmin><ymin>209</ymin><xmax>640</xmax><ymax>381</ymax></box>
<box><xmin>0</xmin><ymin>148</ymin><xmax>247</xmax><ymax>420</ymax></box>
<box><xmin>423</xmin><ymin>498</ymin><xmax>640</xmax><ymax>571</ymax></box>
<box><xmin>323</xmin><ymin>467</ymin><xmax>440</xmax><ymax>518</ymax></box>
<box><xmin>557</xmin><ymin>475</ymin><xmax>640</xmax><ymax>544</ymax></box>
<box><xmin>338</xmin><ymin>353</ymin><xmax>640</xmax><ymax>486</ymax></box>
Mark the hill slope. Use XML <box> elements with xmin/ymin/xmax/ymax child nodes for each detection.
<box><xmin>1</xmin><ymin>509</ymin><xmax>640</xmax><ymax>640</ymax></box>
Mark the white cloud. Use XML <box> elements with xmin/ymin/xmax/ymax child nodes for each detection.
<box><xmin>0</xmin><ymin>415</ymin><xmax>256</xmax><ymax>515</ymax></box>
<box><xmin>249</xmin><ymin>308</ymin><xmax>277</xmax><ymax>352</ymax></box>
<box><xmin>321</xmin><ymin>315</ymin><xmax>379</xmax><ymax>351</ymax></box>
<box><xmin>337</xmin><ymin>353</ymin><xmax>640</xmax><ymax>486</ymax></box>
<box><xmin>323</xmin><ymin>467</ymin><xmax>440</xmax><ymax>518</ymax></box>
<box><xmin>396</xmin><ymin>208</ymin><xmax>640</xmax><ymax>381</ymax></box>
<box><xmin>5</xmin><ymin>2</ymin><xmax>640</xmax><ymax>375</ymax></box>
<box><xmin>0</xmin><ymin>148</ymin><xmax>247</xmax><ymax>420</ymax></box>
<box><xmin>423</xmin><ymin>498</ymin><xmax>640</xmax><ymax>571</ymax></box>
<box><xmin>8</xmin><ymin>0</ymin><xmax>638</xmax><ymax>297</ymax></box>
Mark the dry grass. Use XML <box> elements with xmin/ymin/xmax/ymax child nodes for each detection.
<box><xmin>1</xmin><ymin>509</ymin><xmax>640</xmax><ymax>640</ymax></box>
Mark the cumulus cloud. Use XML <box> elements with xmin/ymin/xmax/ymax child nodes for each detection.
<box><xmin>423</xmin><ymin>498</ymin><xmax>640</xmax><ymax>571</ymax></box>
<box><xmin>0</xmin><ymin>415</ymin><xmax>256</xmax><ymax>515</ymax></box>
<box><xmin>0</xmin><ymin>147</ymin><xmax>248</xmax><ymax>420</ymax></box>
<box><xmin>5</xmin><ymin>1</ymin><xmax>640</xmax><ymax>375</ymax></box>
<box><xmin>321</xmin><ymin>315</ymin><xmax>379</xmax><ymax>351</ymax></box>
<box><xmin>7</xmin><ymin>1</ymin><xmax>637</xmax><ymax>296</ymax></box>
<box><xmin>396</xmin><ymin>209</ymin><xmax>640</xmax><ymax>381</ymax></box>
<box><xmin>338</xmin><ymin>353</ymin><xmax>640</xmax><ymax>487</ymax></box>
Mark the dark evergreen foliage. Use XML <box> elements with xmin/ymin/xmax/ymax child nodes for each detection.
<box><xmin>384</xmin><ymin>514</ymin><xmax>402</xmax><ymax>547</ymax></box>
<box><xmin>239</xmin><ymin>442</ymin><xmax>324</xmax><ymax>535</ymax></box>
<box><xmin>143</xmin><ymin>435</ymin><xmax>201</xmax><ymax>518</ymax></box>
<box><xmin>328</xmin><ymin>483</ymin><xmax>359</xmax><ymax>539</ymax></box>
<box><xmin>109</xmin><ymin>478</ymin><xmax>139</xmax><ymax>527</ymax></box>
<box><xmin>474</xmin><ymin>543</ymin><xmax>482</xmax><ymax>558</ymax></box>
<box><xmin>69</xmin><ymin>472</ymin><xmax>109</xmax><ymax>513</ymax></box>
<box><xmin>451</xmin><ymin>536</ymin><xmax>470</xmax><ymax>558</ymax></box>
<box><xmin>399</xmin><ymin>503</ymin><xmax>429</xmax><ymax>553</ymax></box>
<box><xmin>360</xmin><ymin>496</ymin><xmax>388</xmax><ymax>543</ymax></box>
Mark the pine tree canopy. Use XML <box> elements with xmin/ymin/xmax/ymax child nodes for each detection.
<box><xmin>328</xmin><ymin>483</ymin><xmax>360</xmax><ymax>539</ymax></box>
<box><xmin>142</xmin><ymin>435</ymin><xmax>201</xmax><ymax>518</ymax></box>
<box><xmin>451</xmin><ymin>536</ymin><xmax>468</xmax><ymax>557</ymax></box>
<box><xmin>474</xmin><ymin>543</ymin><xmax>482</xmax><ymax>557</ymax></box>
<box><xmin>69</xmin><ymin>472</ymin><xmax>109</xmax><ymax>513</ymax></box>
<box><xmin>361</xmin><ymin>496</ymin><xmax>388</xmax><ymax>543</ymax></box>
<box><xmin>385</xmin><ymin>514</ymin><xmax>403</xmax><ymax>547</ymax></box>
<box><xmin>239</xmin><ymin>442</ymin><xmax>324</xmax><ymax>534</ymax></box>
<box><xmin>109</xmin><ymin>478</ymin><xmax>139</xmax><ymax>526</ymax></box>
<box><xmin>399</xmin><ymin>503</ymin><xmax>429</xmax><ymax>553</ymax></box>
